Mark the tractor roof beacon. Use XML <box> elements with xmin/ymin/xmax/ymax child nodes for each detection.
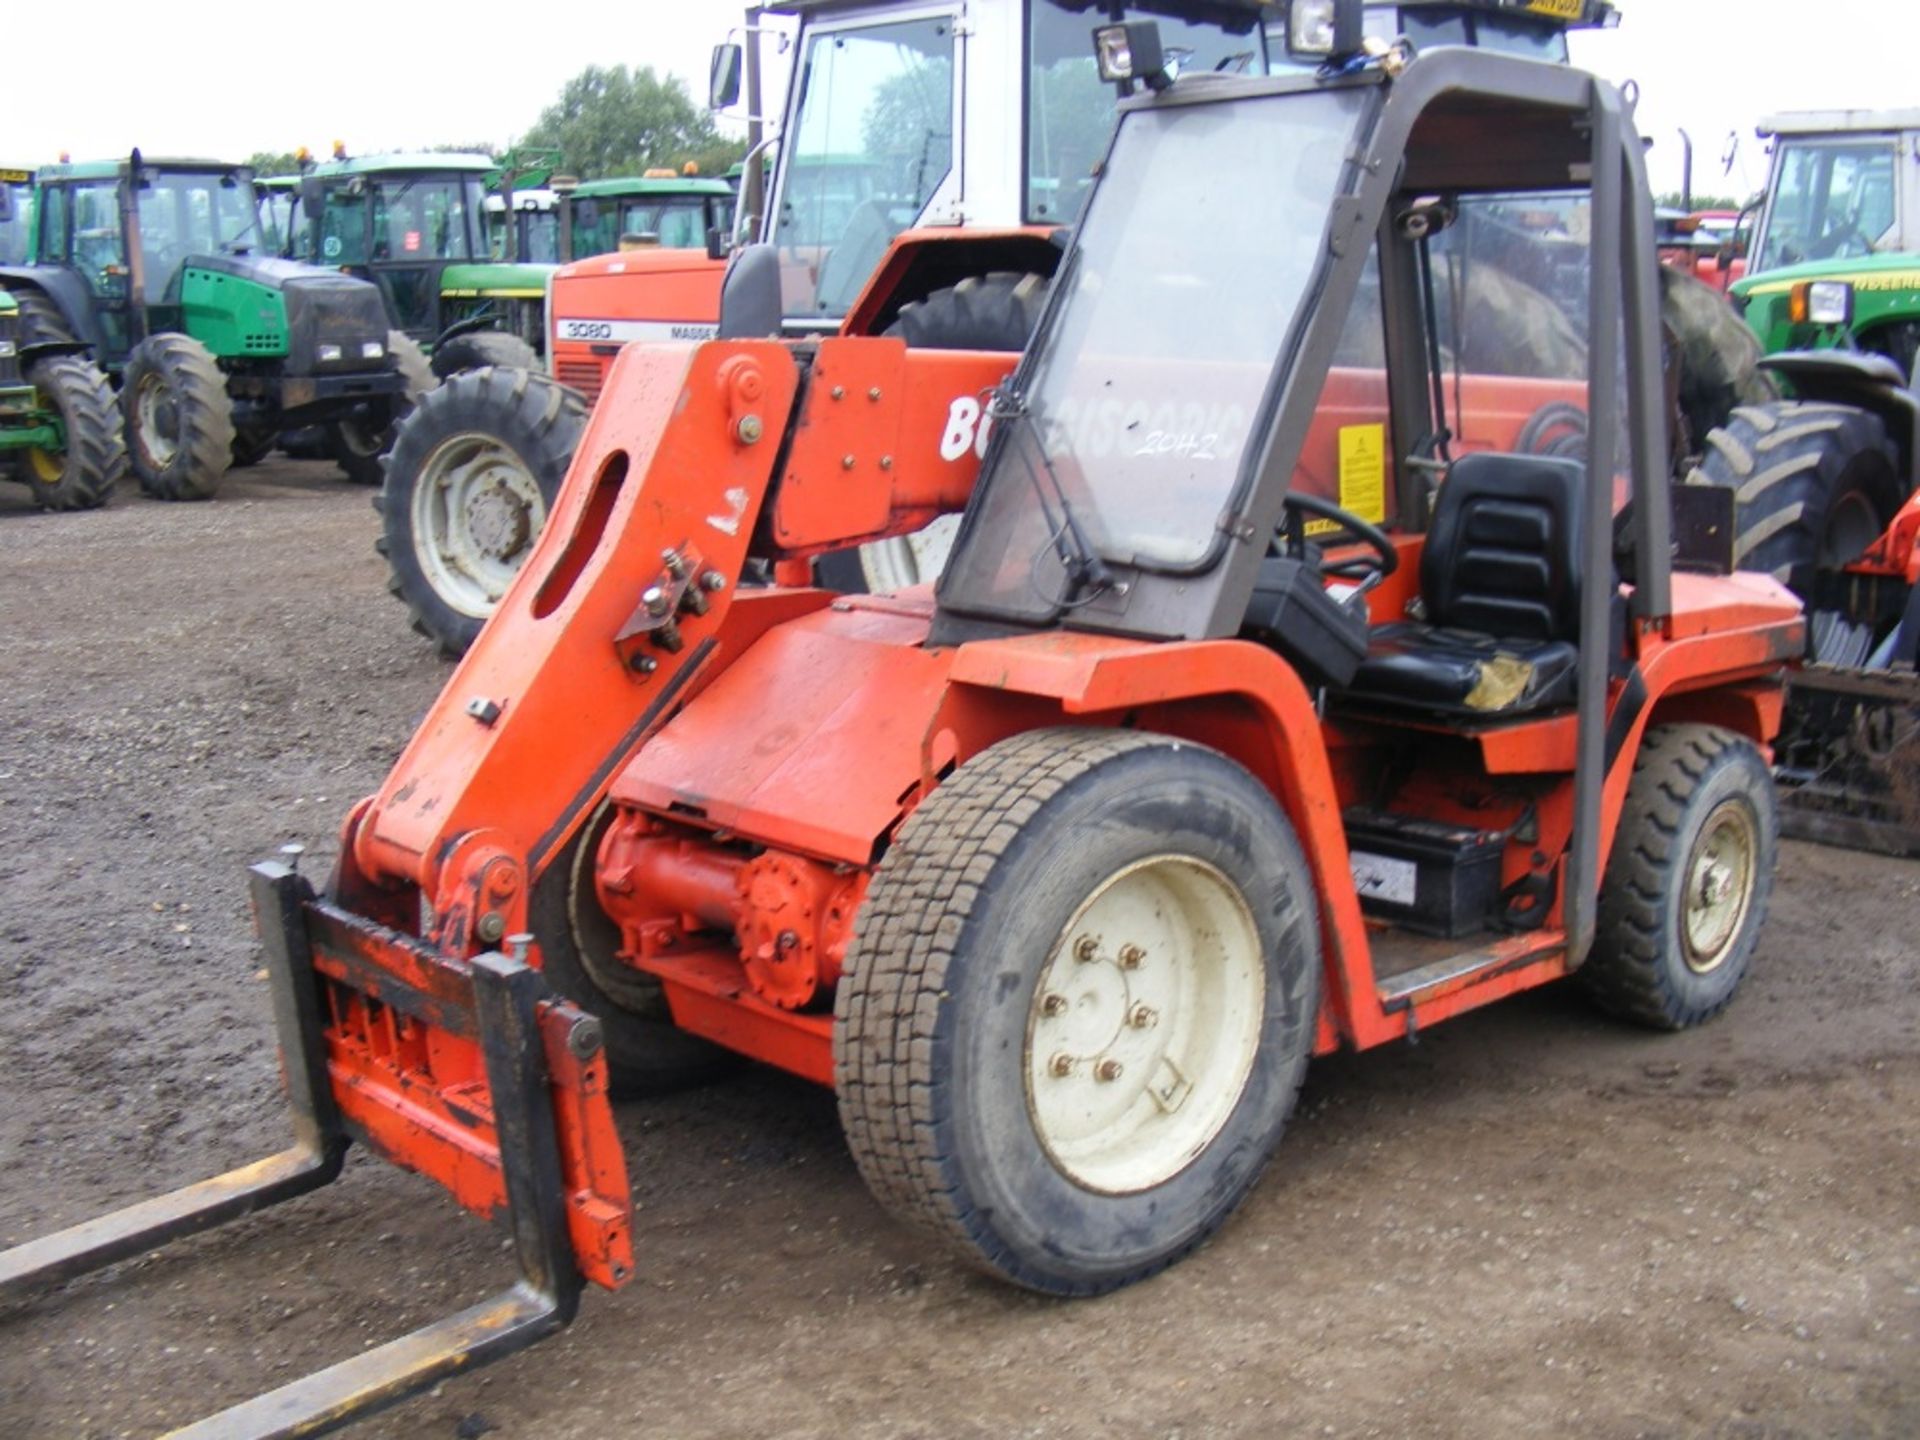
<box><xmin>2</xmin><ymin>25</ymin><xmax>1811</xmax><ymax>1431</ymax></box>
<box><xmin>0</xmin><ymin>152</ymin><xmax>423</xmax><ymax>496</ymax></box>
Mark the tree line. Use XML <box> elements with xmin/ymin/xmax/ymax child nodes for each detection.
<box><xmin>248</xmin><ymin>65</ymin><xmax>744</xmax><ymax>181</ymax></box>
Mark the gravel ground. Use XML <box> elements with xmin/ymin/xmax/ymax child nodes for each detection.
<box><xmin>0</xmin><ymin>460</ymin><xmax>1915</xmax><ymax>1439</ymax></box>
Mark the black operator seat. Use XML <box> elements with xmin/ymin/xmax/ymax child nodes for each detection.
<box><xmin>1345</xmin><ymin>452</ymin><xmax>1587</xmax><ymax>716</ymax></box>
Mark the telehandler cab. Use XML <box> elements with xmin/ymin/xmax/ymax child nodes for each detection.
<box><xmin>1</xmin><ymin>32</ymin><xmax>1805</xmax><ymax>1438</ymax></box>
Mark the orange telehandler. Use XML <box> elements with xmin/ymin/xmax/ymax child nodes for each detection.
<box><xmin>2</xmin><ymin>23</ymin><xmax>1814</xmax><ymax>1438</ymax></box>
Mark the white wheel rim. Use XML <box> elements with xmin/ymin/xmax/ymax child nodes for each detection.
<box><xmin>1023</xmin><ymin>855</ymin><xmax>1265</xmax><ymax>1195</ymax></box>
<box><xmin>410</xmin><ymin>433</ymin><xmax>549</xmax><ymax>618</ymax></box>
<box><xmin>133</xmin><ymin>374</ymin><xmax>177</xmax><ymax>468</ymax></box>
<box><xmin>859</xmin><ymin>514</ymin><xmax>959</xmax><ymax>591</ymax></box>
<box><xmin>1683</xmin><ymin>800</ymin><xmax>1757</xmax><ymax>974</ymax></box>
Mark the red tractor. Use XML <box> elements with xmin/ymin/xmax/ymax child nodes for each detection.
<box><xmin>6</xmin><ymin>24</ymin><xmax>1815</xmax><ymax>1436</ymax></box>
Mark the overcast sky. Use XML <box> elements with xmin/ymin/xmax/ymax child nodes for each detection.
<box><xmin>10</xmin><ymin>1</ymin><xmax>1917</xmax><ymax>204</ymax></box>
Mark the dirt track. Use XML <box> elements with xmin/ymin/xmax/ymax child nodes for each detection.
<box><xmin>0</xmin><ymin>460</ymin><xmax>1915</xmax><ymax>1439</ymax></box>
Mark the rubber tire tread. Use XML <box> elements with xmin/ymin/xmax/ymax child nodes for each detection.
<box><xmin>1583</xmin><ymin>724</ymin><xmax>1777</xmax><ymax>1030</ymax></box>
<box><xmin>835</xmin><ymin>726</ymin><xmax>1317</xmax><ymax>1294</ymax></box>
<box><xmin>12</xmin><ymin>289</ymin><xmax>77</xmax><ymax>346</ymax></box>
<box><xmin>122</xmin><ymin>332</ymin><xmax>234</xmax><ymax>500</ymax></box>
<box><xmin>430</xmin><ymin>329</ymin><xmax>540</xmax><ymax>381</ymax></box>
<box><xmin>1685</xmin><ymin>401</ymin><xmax>1900</xmax><ymax>595</ymax></box>
<box><xmin>376</xmin><ymin>365</ymin><xmax>587</xmax><ymax>657</ymax></box>
<box><xmin>328</xmin><ymin>331</ymin><xmax>436</xmax><ymax>485</ymax></box>
<box><xmin>19</xmin><ymin>355</ymin><xmax>127</xmax><ymax>509</ymax></box>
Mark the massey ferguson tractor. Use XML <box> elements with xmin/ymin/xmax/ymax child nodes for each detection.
<box><xmin>5</xmin><ymin>22</ymin><xmax>1821</xmax><ymax>1436</ymax></box>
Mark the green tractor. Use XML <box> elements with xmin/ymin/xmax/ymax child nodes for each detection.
<box><xmin>0</xmin><ymin>284</ymin><xmax>126</xmax><ymax>510</ymax></box>
<box><xmin>286</xmin><ymin>150</ymin><xmax>553</xmax><ymax>381</ymax></box>
<box><xmin>0</xmin><ymin>152</ymin><xmax>428</xmax><ymax>497</ymax></box>
<box><xmin>1730</xmin><ymin>109</ymin><xmax>1920</xmax><ymax>381</ymax></box>
<box><xmin>486</xmin><ymin>172</ymin><xmax>737</xmax><ymax>267</ymax></box>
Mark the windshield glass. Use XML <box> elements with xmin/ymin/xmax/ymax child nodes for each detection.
<box><xmin>0</xmin><ymin>177</ymin><xmax>33</xmax><ymax>266</ymax></box>
<box><xmin>321</xmin><ymin>174</ymin><xmax>481</xmax><ymax>265</ymax></box>
<box><xmin>1026</xmin><ymin>2</ymin><xmax>1264</xmax><ymax>224</ymax></box>
<box><xmin>571</xmin><ymin>194</ymin><xmax>731</xmax><ymax>257</ymax></box>
<box><xmin>136</xmin><ymin>170</ymin><xmax>263</xmax><ymax>291</ymax></box>
<box><xmin>1755</xmin><ymin>138</ymin><xmax>1898</xmax><ymax>271</ymax></box>
<box><xmin>773</xmin><ymin>13</ymin><xmax>955</xmax><ymax>322</ymax></box>
<box><xmin>939</xmin><ymin>88</ymin><xmax>1369</xmax><ymax>622</ymax></box>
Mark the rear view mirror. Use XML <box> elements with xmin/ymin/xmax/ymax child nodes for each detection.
<box><xmin>710</xmin><ymin>43</ymin><xmax>743</xmax><ymax>110</ymax></box>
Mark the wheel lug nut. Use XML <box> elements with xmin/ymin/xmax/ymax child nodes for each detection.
<box><xmin>1041</xmin><ymin>993</ymin><xmax>1068</xmax><ymax>1017</ymax></box>
<box><xmin>1095</xmin><ymin>1059</ymin><xmax>1124</xmax><ymax>1083</ymax></box>
<box><xmin>1118</xmin><ymin>944</ymin><xmax>1145</xmax><ymax>970</ymax></box>
<box><xmin>1048</xmin><ymin>1053</ymin><xmax>1075</xmax><ymax>1078</ymax></box>
<box><xmin>1073</xmin><ymin>937</ymin><xmax>1099</xmax><ymax>963</ymax></box>
<box><xmin>1128</xmin><ymin>1004</ymin><xmax>1157</xmax><ymax>1030</ymax></box>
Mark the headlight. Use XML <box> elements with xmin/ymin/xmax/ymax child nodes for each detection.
<box><xmin>1092</xmin><ymin>21</ymin><xmax>1163</xmax><ymax>86</ymax></box>
<box><xmin>0</xmin><ymin>339</ymin><xmax>15</xmax><ymax>359</ymax></box>
<box><xmin>1807</xmin><ymin>280</ymin><xmax>1853</xmax><ymax>326</ymax></box>
<box><xmin>316</xmin><ymin>342</ymin><xmax>343</xmax><ymax>363</ymax></box>
<box><xmin>360</xmin><ymin>340</ymin><xmax>385</xmax><ymax>360</ymax></box>
<box><xmin>1287</xmin><ymin>0</ymin><xmax>1362</xmax><ymax>59</ymax></box>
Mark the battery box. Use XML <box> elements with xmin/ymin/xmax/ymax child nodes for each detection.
<box><xmin>1343</xmin><ymin>807</ymin><xmax>1505</xmax><ymax>939</ymax></box>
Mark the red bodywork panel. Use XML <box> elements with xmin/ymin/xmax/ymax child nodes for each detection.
<box><xmin>548</xmin><ymin>249</ymin><xmax>726</xmax><ymax>404</ymax></box>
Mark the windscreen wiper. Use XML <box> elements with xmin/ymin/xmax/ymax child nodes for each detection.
<box><xmin>987</xmin><ymin>385</ymin><xmax>1117</xmax><ymax>602</ymax></box>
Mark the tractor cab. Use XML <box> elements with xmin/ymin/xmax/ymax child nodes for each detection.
<box><xmin>292</xmin><ymin>151</ymin><xmax>494</xmax><ymax>343</ymax></box>
<box><xmin>565</xmin><ymin>173</ymin><xmax>736</xmax><ymax>259</ymax></box>
<box><xmin>487</xmin><ymin>188</ymin><xmax>562</xmax><ymax>263</ymax></box>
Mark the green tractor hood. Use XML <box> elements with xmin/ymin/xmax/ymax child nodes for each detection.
<box><xmin>169</xmin><ymin>253</ymin><xmax>393</xmax><ymax>373</ymax></box>
<box><xmin>439</xmin><ymin>260</ymin><xmax>557</xmax><ymax>300</ymax></box>
<box><xmin>1734</xmin><ymin>251</ymin><xmax>1920</xmax><ymax>360</ymax></box>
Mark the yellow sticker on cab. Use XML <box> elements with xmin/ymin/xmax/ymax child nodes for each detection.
<box><xmin>1524</xmin><ymin>0</ymin><xmax>1586</xmax><ymax>19</ymax></box>
<box><xmin>1338</xmin><ymin>423</ymin><xmax>1388</xmax><ymax>525</ymax></box>
<box><xmin>0</xmin><ymin>168</ymin><xmax>31</xmax><ymax>184</ymax></box>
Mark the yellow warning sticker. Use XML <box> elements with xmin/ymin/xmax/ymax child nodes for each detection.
<box><xmin>1524</xmin><ymin>0</ymin><xmax>1585</xmax><ymax>19</ymax></box>
<box><xmin>1338</xmin><ymin>423</ymin><xmax>1388</xmax><ymax>525</ymax></box>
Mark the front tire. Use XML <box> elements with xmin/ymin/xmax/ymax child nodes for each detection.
<box><xmin>430</xmin><ymin>329</ymin><xmax>539</xmax><ymax>381</ymax></box>
<box><xmin>122</xmin><ymin>333</ymin><xmax>235</xmax><ymax>500</ymax></box>
<box><xmin>835</xmin><ymin>727</ymin><xmax>1320</xmax><ymax>1295</ymax></box>
<box><xmin>328</xmin><ymin>331</ymin><xmax>436</xmax><ymax>485</ymax></box>
<box><xmin>17</xmin><ymin>355</ymin><xmax>127</xmax><ymax>510</ymax></box>
<box><xmin>1584</xmin><ymin>724</ymin><xmax>1778</xmax><ymax>1030</ymax></box>
<box><xmin>377</xmin><ymin>366</ymin><xmax>587</xmax><ymax>656</ymax></box>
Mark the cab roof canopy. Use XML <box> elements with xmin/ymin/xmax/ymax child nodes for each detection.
<box><xmin>1388</xmin><ymin>0</ymin><xmax>1618</xmax><ymax>26</ymax></box>
<box><xmin>571</xmin><ymin>175</ymin><xmax>734</xmax><ymax>199</ymax></box>
<box><xmin>305</xmin><ymin>152</ymin><xmax>494</xmax><ymax>177</ymax></box>
<box><xmin>39</xmin><ymin>156</ymin><xmax>243</xmax><ymax>182</ymax></box>
<box><xmin>1387</xmin><ymin>58</ymin><xmax>1617</xmax><ymax>190</ymax></box>
<box><xmin>766</xmin><ymin>0</ymin><xmax>1266</xmax><ymax>24</ymax></box>
<box><xmin>1759</xmin><ymin>108</ymin><xmax>1920</xmax><ymax>137</ymax></box>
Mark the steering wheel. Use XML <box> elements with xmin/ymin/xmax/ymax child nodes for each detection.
<box><xmin>1811</xmin><ymin>222</ymin><xmax>1875</xmax><ymax>261</ymax></box>
<box><xmin>1275</xmin><ymin>492</ymin><xmax>1399</xmax><ymax>597</ymax></box>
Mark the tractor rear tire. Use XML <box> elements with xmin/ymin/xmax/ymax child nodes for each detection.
<box><xmin>1686</xmin><ymin>401</ymin><xmax>1902</xmax><ymax>599</ymax></box>
<box><xmin>1659</xmin><ymin>265</ymin><xmax>1778</xmax><ymax>450</ymax></box>
<box><xmin>17</xmin><ymin>355</ymin><xmax>127</xmax><ymax>510</ymax></box>
<box><xmin>835</xmin><ymin>727</ymin><xmax>1320</xmax><ymax>1295</ymax></box>
<box><xmin>377</xmin><ymin>366</ymin><xmax>587</xmax><ymax>657</ymax></box>
<box><xmin>816</xmin><ymin>271</ymin><xmax>1051</xmax><ymax>595</ymax></box>
<box><xmin>123</xmin><ymin>333</ymin><xmax>235</xmax><ymax>501</ymax></box>
<box><xmin>1583</xmin><ymin>724</ymin><xmax>1777</xmax><ymax>1030</ymax></box>
<box><xmin>530</xmin><ymin>805</ymin><xmax>733</xmax><ymax>1098</ymax></box>
<box><xmin>13</xmin><ymin>289</ymin><xmax>76</xmax><ymax>346</ymax></box>
<box><xmin>328</xmin><ymin>331</ymin><xmax>436</xmax><ymax>485</ymax></box>
<box><xmin>430</xmin><ymin>329</ymin><xmax>539</xmax><ymax>381</ymax></box>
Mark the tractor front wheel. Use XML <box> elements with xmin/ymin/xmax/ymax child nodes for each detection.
<box><xmin>430</xmin><ymin>329</ymin><xmax>539</xmax><ymax>381</ymax></box>
<box><xmin>17</xmin><ymin>355</ymin><xmax>127</xmax><ymax>510</ymax></box>
<box><xmin>327</xmin><ymin>331</ymin><xmax>436</xmax><ymax>485</ymax></box>
<box><xmin>835</xmin><ymin>727</ymin><xmax>1320</xmax><ymax>1294</ymax></box>
<box><xmin>376</xmin><ymin>366</ymin><xmax>587</xmax><ymax>656</ymax></box>
<box><xmin>123</xmin><ymin>333</ymin><xmax>235</xmax><ymax>501</ymax></box>
<box><xmin>1584</xmin><ymin>724</ymin><xmax>1778</xmax><ymax>1030</ymax></box>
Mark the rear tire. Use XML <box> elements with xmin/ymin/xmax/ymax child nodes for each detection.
<box><xmin>818</xmin><ymin>271</ymin><xmax>1050</xmax><ymax>595</ymax></box>
<box><xmin>328</xmin><ymin>331</ymin><xmax>436</xmax><ymax>485</ymax></box>
<box><xmin>1686</xmin><ymin>401</ymin><xmax>1901</xmax><ymax>598</ymax></box>
<box><xmin>122</xmin><ymin>332</ymin><xmax>234</xmax><ymax>500</ymax></box>
<box><xmin>13</xmin><ymin>289</ymin><xmax>76</xmax><ymax>346</ymax></box>
<box><xmin>1584</xmin><ymin>725</ymin><xmax>1777</xmax><ymax>1030</ymax></box>
<box><xmin>430</xmin><ymin>329</ymin><xmax>539</xmax><ymax>381</ymax></box>
<box><xmin>835</xmin><ymin>727</ymin><xmax>1320</xmax><ymax>1294</ymax></box>
<box><xmin>377</xmin><ymin>366</ymin><xmax>587</xmax><ymax>656</ymax></box>
<box><xmin>17</xmin><ymin>355</ymin><xmax>126</xmax><ymax>510</ymax></box>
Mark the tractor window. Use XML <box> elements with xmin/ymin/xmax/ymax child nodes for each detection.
<box><xmin>773</xmin><ymin>14</ymin><xmax>956</xmax><ymax>321</ymax></box>
<box><xmin>619</xmin><ymin>198</ymin><xmax>715</xmax><ymax>249</ymax></box>
<box><xmin>68</xmin><ymin>182</ymin><xmax>127</xmax><ymax>300</ymax></box>
<box><xmin>1754</xmin><ymin>139</ymin><xmax>1899</xmax><ymax>272</ymax></box>
<box><xmin>0</xmin><ymin>180</ymin><xmax>32</xmax><ymax>266</ymax></box>
<box><xmin>135</xmin><ymin>172</ymin><xmax>262</xmax><ymax>294</ymax></box>
<box><xmin>319</xmin><ymin>188</ymin><xmax>367</xmax><ymax>265</ymax></box>
<box><xmin>371</xmin><ymin>177</ymin><xmax>476</xmax><ymax>261</ymax></box>
<box><xmin>1026</xmin><ymin>1</ymin><xmax>1264</xmax><ymax>224</ymax></box>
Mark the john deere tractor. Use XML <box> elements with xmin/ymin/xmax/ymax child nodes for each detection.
<box><xmin>0</xmin><ymin>283</ymin><xmax>125</xmax><ymax>510</ymax></box>
<box><xmin>285</xmin><ymin>150</ymin><xmax>553</xmax><ymax>382</ymax></box>
<box><xmin>0</xmin><ymin>152</ymin><xmax>428</xmax><ymax>497</ymax></box>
